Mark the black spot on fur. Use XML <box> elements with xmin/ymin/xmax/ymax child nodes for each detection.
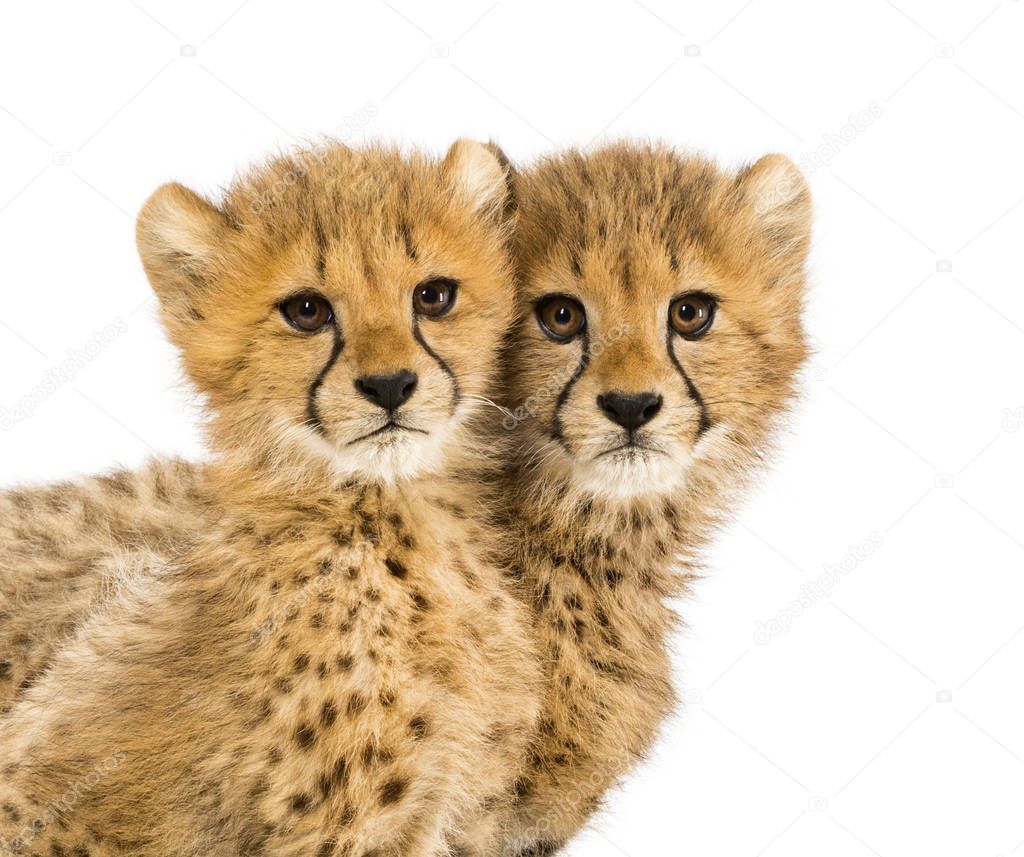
<box><xmin>379</xmin><ymin>778</ymin><xmax>407</xmax><ymax>805</ymax></box>
<box><xmin>409</xmin><ymin>716</ymin><xmax>429</xmax><ymax>739</ymax></box>
<box><xmin>295</xmin><ymin>723</ymin><xmax>316</xmax><ymax>749</ymax></box>
<box><xmin>385</xmin><ymin>558</ymin><xmax>407</xmax><ymax>579</ymax></box>
<box><xmin>320</xmin><ymin>700</ymin><xmax>338</xmax><ymax>728</ymax></box>
<box><xmin>347</xmin><ymin>693</ymin><xmax>367</xmax><ymax>715</ymax></box>
<box><xmin>512</xmin><ymin>777</ymin><xmax>534</xmax><ymax>800</ymax></box>
<box><xmin>294</xmin><ymin>654</ymin><xmax>310</xmax><ymax>672</ymax></box>
<box><xmin>319</xmin><ymin>756</ymin><xmax>348</xmax><ymax>799</ymax></box>
<box><xmin>290</xmin><ymin>792</ymin><xmax>313</xmax><ymax>814</ymax></box>
<box><xmin>360</xmin><ymin>737</ymin><xmax>391</xmax><ymax>765</ymax></box>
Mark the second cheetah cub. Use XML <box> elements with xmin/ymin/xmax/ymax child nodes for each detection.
<box><xmin>495</xmin><ymin>144</ymin><xmax>811</xmax><ymax>855</ymax></box>
<box><xmin>0</xmin><ymin>141</ymin><xmax>539</xmax><ymax>857</ymax></box>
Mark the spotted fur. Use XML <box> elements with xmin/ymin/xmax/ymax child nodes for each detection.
<box><xmin>0</xmin><ymin>140</ymin><xmax>541</xmax><ymax>857</ymax></box>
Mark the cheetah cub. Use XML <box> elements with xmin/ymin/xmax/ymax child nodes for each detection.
<box><xmin>0</xmin><ymin>141</ymin><xmax>540</xmax><ymax>857</ymax></box>
<box><xmin>492</xmin><ymin>144</ymin><xmax>810</xmax><ymax>855</ymax></box>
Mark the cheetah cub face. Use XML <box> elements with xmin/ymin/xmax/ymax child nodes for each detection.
<box><xmin>138</xmin><ymin>140</ymin><xmax>512</xmax><ymax>484</ymax></box>
<box><xmin>508</xmin><ymin>145</ymin><xmax>811</xmax><ymax>501</ymax></box>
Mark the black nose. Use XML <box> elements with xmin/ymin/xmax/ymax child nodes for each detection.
<box><xmin>354</xmin><ymin>370</ymin><xmax>418</xmax><ymax>412</ymax></box>
<box><xmin>596</xmin><ymin>392</ymin><xmax>663</xmax><ymax>432</ymax></box>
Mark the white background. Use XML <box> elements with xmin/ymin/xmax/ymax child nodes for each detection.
<box><xmin>1</xmin><ymin>1</ymin><xmax>1022</xmax><ymax>854</ymax></box>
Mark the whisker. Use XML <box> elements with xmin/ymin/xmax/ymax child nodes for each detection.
<box><xmin>461</xmin><ymin>393</ymin><xmax>514</xmax><ymax>419</ymax></box>
<box><xmin>699</xmin><ymin>399</ymin><xmax>783</xmax><ymax>411</ymax></box>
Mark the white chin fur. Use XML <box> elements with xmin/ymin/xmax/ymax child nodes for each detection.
<box><xmin>303</xmin><ymin>427</ymin><xmax>444</xmax><ymax>484</ymax></box>
<box><xmin>573</xmin><ymin>446</ymin><xmax>691</xmax><ymax>501</ymax></box>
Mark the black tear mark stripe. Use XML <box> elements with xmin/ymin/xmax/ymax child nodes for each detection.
<box><xmin>551</xmin><ymin>329</ymin><xmax>591</xmax><ymax>448</ymax></box>
<box><xmin>412</xmin><ymin>318</ymin><xmax>461</xmax><ymax>414</ymax></box>
<box><xmin>665</xmin><ymin>329</ymin><xmax>711</xmax><ymax>438</ymax></box>
<box><xmin>306</xmin><ymin>326</ymin><xmax>346</xmax><ymax>435</ymax></box>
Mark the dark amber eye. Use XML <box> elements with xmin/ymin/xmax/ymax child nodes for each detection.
<box><xmin>536</xmin><ymin>295</ymin><xmax>586</xmax><ymax>342</ymax></box>
<box><xmin>281</xmin><ymin>292</ymin><xmax>334</xmax><ymax>333</ymax></box>
<box><xmin>669</xmin><ymin>292</ymin><xmax>716</xmax><ymax>339</ymax></box>
<box><xmin>413</xmin><ymin>278</ymin><xmax>458</xmax><ymax>318</ymax></box>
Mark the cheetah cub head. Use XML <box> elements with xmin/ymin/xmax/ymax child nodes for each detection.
<box><xmin>507</xmin><ymin>144</ymin><xmax>810</xmax><ymax>503</ymax></box>
<box><xmin>136</xmin><ymin>140</ymin><xmax>513</xmax><ymax>484</ymax></box>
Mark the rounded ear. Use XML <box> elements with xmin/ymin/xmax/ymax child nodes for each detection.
<box><xmin>735</xmin><ymin>154</ymin><xmax>810</xmax><ymax>230</ymax></box>
<box><xmin>731</xmin><ymin>154</ymin><xmax>811</xmax><ymax>273</ymax></box>
<box><xmin>483</xmin><ymin>140</ymin><xmax>517</xmax><ymax>220</ymax></box>
<box><xmin>442</xmin><ymin>139</ymin><xmax>511</xmax><ymax>222</ymax></box>
<box><xmin>136</xmin><ymin>182</ymin><xmax>232</xmax><ymax>339</ymax></box>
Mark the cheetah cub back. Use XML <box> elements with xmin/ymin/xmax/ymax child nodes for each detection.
<box><xmin>0</xmin><ymin>140</ymin><xmax>539</xmax><ymax>857</ymax></box>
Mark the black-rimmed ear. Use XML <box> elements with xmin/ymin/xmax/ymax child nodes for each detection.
<box><xmin>442</xmin><ymin>139</ymin><xmax>511</xmax><ymax>223</ymax></box>
<box><xmin>732</xmin><ymin>154</ymin><xmax>811</xmax><ymax>265</ymax></box>
<box><xmin>136</xmin><ymin>182</ymin><xmax>232</xmax><ymax>341</ymax></box>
